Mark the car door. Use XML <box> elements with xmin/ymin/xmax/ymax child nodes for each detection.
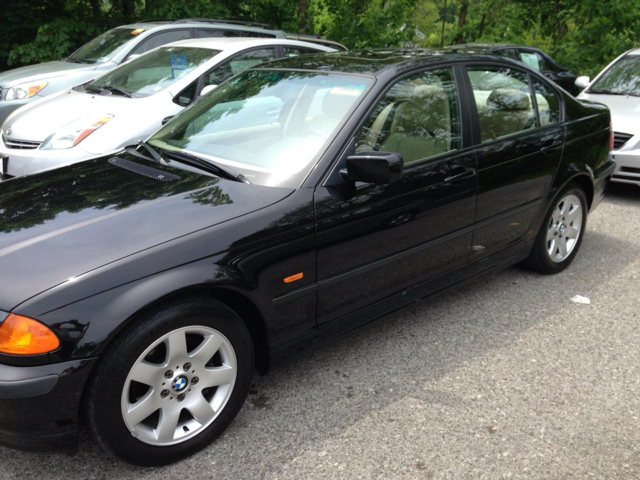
<box><xmin>465</xmin><ymin>63</ymin><xmax>564</xmax><ymax>261</ymax></box>
<box><xmin>314</xmin><ymin>66</ymin><xmax>477</xmax><ymax>327</ymax></box>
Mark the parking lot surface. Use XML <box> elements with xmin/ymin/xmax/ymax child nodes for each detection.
<box><xmin>1</xmin><ymin>184</ymin><xmax>638</xmax><ymax>479</ymax></box>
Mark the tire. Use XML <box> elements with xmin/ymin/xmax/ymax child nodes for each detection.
<box><xmin>83</xmin><ymin>297</ymin><xmax>254</xmax><ymax>467</ymax></box>
<box><xmin>523</xmin><ymin>182</ymin><xmax>588</xmax><ymax>274</ymax></box>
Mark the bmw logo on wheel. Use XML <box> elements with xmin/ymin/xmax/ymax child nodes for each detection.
<box><xmin>172</xmin><ymin>375</ymin><xmax>189</xmax><ymax>392</ymax></box>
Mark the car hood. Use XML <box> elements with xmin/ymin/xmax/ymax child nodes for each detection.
<box><xmin>579</xmin><ymin>92</ymin><xmax>640</xmax><ymax>134</ymax></box>
<box><xmin>0</xmin><ymin>61</ymin><xmax>101</xmax><ymax>87</ymax></box>
<box><xmin>0</xmin><ymin>153</ymin><xmax>293</xmax><ymax>311</ymax></box>
<box><xmin>3</xmin><ymin>88</ymin><xmax>166</xmax><ymax>142</ymax></box>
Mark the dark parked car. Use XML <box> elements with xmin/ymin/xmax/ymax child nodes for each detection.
<box><xmin>0</xmin><ymin>49</ymin><xmax>614</xmax><ymax>466</ymax></box>
<box><xmin>446</xmin><ymin>43</ymin><xmax>580</xmax><ymax>95</ymax></box>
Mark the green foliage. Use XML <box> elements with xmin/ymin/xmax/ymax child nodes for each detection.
<box><xmin>2</xmin><ymin>0</ymin><xmax>640</xmax><ymax>79</ymax></box>
<box><xmin>7</xmin><ymin>17</ymin><xmax>103</xmax><ymax>66</ymax></box>
<box><xmin>308</xmin><ymin>0</ymin><xmax>416</xmax><ymax>48</ymax></box>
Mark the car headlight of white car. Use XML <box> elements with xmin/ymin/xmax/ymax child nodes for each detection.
<box><xmin>41</xmin><ymin>114</ymin><xmax>114</xmax><ymax>150</ymax></box>
<box><xmin>5</xmin><ymin>82</ymin><xmax>49</xmax><ymax>101</ymax></box>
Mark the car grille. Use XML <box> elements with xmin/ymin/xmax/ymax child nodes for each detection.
<box><xmin>2</xmin><ymin>134</ymin><xmax>42</xmax><ymax>150</ymax></box>
<box><xmin>613</xmin><ymin>132</ymin><xmax>633</xmax><ymax>150</ymax></box>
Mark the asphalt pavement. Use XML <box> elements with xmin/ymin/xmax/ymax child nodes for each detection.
<box><xmin>1</xmin><ymin>183</ymin><xmax>638</xmax><ymax>479</ymax></box>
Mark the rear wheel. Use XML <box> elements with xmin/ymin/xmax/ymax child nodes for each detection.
<box><xmin>84</xmin><ymin>297</ymin><xmax>253</xmax><ymax>466</ymax></box>
<box><xmin>523</xmin><ymin>183</ymin><xmax>588</xmax><ymax>274</ymax></box>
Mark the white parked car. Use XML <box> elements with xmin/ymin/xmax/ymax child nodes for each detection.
<box><xmin>0</xmin><ymin>38</ymin><xmax>334</xmax><ymax>179</ymax></box>
<box><xmin>576</xmin><ymin>48</ymin><xmax>640</xmax><ymax>186</ymax></box>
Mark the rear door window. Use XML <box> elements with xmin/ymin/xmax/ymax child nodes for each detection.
<box><xmin>283</xmin><ymin>46</ymin><xmax>319</xmax><ymax>57</ymax></box>
<box><xmin>467</xmin><ymin>66</ymin><xmax>537</xmax><ymax>142</ymax></box>
<box><xmin>517</xmin><ymin>51</ymin><xmax>551</xmax><ymax>72</ymax></box>
<box><xmin>196</xmin><ymin>29</ymin><xmax>243</xmax><ymax>38</ymax></box>
<box><xmin>130</xmin><ymin>30</ymin><xmax>191</xmax><ymax>56</ymax></box>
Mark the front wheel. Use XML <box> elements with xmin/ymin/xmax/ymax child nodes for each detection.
<box><xmin>84</xmin><ymin>298</ymin><xmax>254</xmax><ymax>466</ymax></box>
<box><xmin>523</xmin><ymin>183</ymin><xmax>588</xmax><ymax>274</ymax></box>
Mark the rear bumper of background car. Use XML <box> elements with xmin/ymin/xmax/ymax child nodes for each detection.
<box><xmin>0</xmin><ymin>358</ymin><xmax>97</xmax><ymax>452</ymax></box>
<box><xmin>611</xmin><ymin>149</ymin><xmax>640</xmax><ymax>186</ymax></box>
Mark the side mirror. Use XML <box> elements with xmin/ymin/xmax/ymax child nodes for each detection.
<box><xmin>201</xmin><ymin>85</ymin><xmax>217</xmax><ymax>96</ymax></box>
<box><xmin>340</xmin><ymin>152</ymin><xmax>403</xmax><ymax>184</ymax></box>
<box><xmin>575</xmin><ymin>76</ymin><xmax>590</xmax><ymax>89</ymax></box>
<box><xmin>125</xmin><ymin>54</ymin><xmax>141</xmax><ymax>63</ymax></box>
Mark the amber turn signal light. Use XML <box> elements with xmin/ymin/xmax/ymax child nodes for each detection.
<box><xmin>284</xmin><ymin>272</ymin><xmax>304</xmax><ymax>283</ymax></box>
<box><xmin>0</xmin><ymin>314</ymin><xmax>60</xmax><ymax>355</ymax></box>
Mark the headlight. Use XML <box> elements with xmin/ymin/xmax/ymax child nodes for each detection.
<box><xmin>41</xmin><ymin>114</ymin><xmax>113</xmax><ymax>150</ymax></box>
<box><xmin>5</xmin><ymin>82</ymin><xmax>48</xmax><ymax>101</ymax></box>
<box><xmin>0</xmin><ymin>311</ymin><xmax>60</xmax><ymax>355</ymax></box>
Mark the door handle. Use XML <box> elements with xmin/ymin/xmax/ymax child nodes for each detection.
<box><xmin>540</xmin><ymin>140</ymin><xmax>559</xmax><ymax>155</ymax></box>
<box><xmin>444</xmin><ymin>168</ymin><xmax>475</xmax><ymax>182</ymax></box>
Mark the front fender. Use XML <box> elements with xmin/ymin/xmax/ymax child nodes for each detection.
<box><xmin>36</xmin><ymin>259</ymin><xmax>255</xmax><ymax>362</ymax></box>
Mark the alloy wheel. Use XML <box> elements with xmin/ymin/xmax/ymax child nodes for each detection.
<box><xmin>546</xmin><ymin>193</ymin><xmax>583</xmax><ymax>263</ymax></box>
<box><xmin>121</xmin><ymin>326</ymin><xmax>237</xmax><ymax>446</ymax></box>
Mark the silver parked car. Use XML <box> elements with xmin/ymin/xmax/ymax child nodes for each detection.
<box><xmin>0</xmin><ymin>38</ymin><xmax>334</xmax><ymax>179</ymax></box>
<box><xmin>576</xmin><ymin>48</ymin><xmax>640</xmax><ymax>186</ymax></box>
<box><xmin>0</xmin><ymin>19</ymin><xmax>287</xmax><ymax>125</ymax></box>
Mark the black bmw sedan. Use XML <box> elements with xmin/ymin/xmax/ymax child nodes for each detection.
<box><xmin>0</xmin><ymin>49</ymin><xmax>614</xmax><ymax>466</ymax></box>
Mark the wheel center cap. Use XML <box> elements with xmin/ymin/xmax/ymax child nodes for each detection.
<box><xmin>172</xmin><ymin>374</ymin><xmax>190</xmax><ymax>392</ymax></box>
<box><xmin>559</xmin><ymin>224</ymin><xmax>566</xmax><ymax>234</ymax></box>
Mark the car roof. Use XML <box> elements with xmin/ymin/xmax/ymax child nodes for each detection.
<box><xmin>445</xmin><ymin>43</ymin><xmax>536</xmax><ymax>51</ymax></box>
<box><xmin>284</xmin><ymin>34</ymin><xmax>348</xmax><ymax>51</ymax></box>
<box><xmin>156</xmin><ymin>37</ymin><xmax>336</xmax><ymax>52</ymax></box>
<box><xmin>117</xmin><ymin>20</ymin><xmax>282</xmax><ymax>37</ymax></box>
<box><xmin>252</xmin><ymin>48</ymin><xmax>524</xmax><ymax>76</ymax></box>
<box><xmin>625</xmin><ymin>48</ymin><xmax>640</xmax><ymax>56</ymax></box>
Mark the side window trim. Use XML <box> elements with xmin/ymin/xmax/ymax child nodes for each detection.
<box><xmin>527</xmin><ymin>73</ymin><xmax>542</xmax><ymax>129</ymax></box>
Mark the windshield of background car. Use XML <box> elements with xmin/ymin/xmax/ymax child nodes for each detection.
<box><xmin>148</xmin><ymin>70</ymin><xmax>373</xmax><ymax>188</ymax></box>
<box><xmin>87</xmin><ymin>46</ymin><xmax>217</xmax><ymax>97</ymax></box>
<box><xmin>590</xmin><ymin>55</ymin><xmax>640</xmax><ymax>96</ymax></box>
<box><xmin>68</xmin><ymin>27</ymin><xmax>145</xmax><ymax>63</ymax></box>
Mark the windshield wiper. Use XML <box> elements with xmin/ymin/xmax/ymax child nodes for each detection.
<box><xmin>86</xmin><ymin>85</ymin><xmax>103</xmax><ymax>94</ymax></box>
<box><xmin>588</xmin><ymin>89</ymin><xmax>626</xmax><ymax>95</ymax></box>
<box><xmin>99</xmin><ymin>85</ymin><xmax>133</xmax><ymax>98</ymax></box>
<box><xmin>161</xmin><ymin>149</ymin><xmax>251</xmax><ymax>184</ymax></box>
<box><xmin>65</xmin><ymin>57</ymin><xmax>87</xmax><ymax>64</ymax></box>
<box><xmin>135</xmin><ymin>141</ymin><xmax>167</xmax><ymax>165</ymax></box>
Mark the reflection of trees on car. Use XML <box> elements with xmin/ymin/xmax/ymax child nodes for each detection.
<box><xmin>0</xmin><ymin>153</ymin><xmax>227</xmax><ymax>234</ymax></box>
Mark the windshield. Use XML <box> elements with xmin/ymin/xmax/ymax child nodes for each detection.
<box><xmin>590</xmin><ymin>55</ymin><xmax>640</xmax><ymax>96</ymax></box>
<box><xmin>87</xmin><ymin>46</ymin><xmax>217</xmax><ymax>97</ymax></box>
<box><xmin>148</xmin><ymin>70</ymin><xmax>373</xmax><ymax>188</ymax></box>
<box><xmin>68</xmin><ymin>27</ymin><xmax>145</xmax><ymax>64</ymax></box>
